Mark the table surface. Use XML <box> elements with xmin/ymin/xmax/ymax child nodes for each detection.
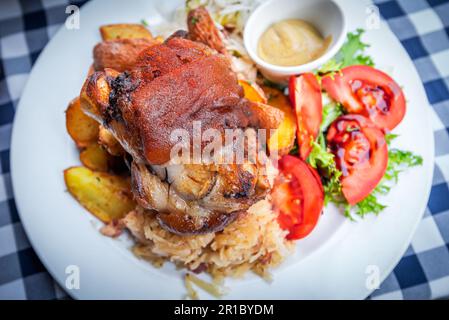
<box><xmin>0</xmin><ymin>0</ymin><xmax>448</xmax><ymax>300</ymax></box>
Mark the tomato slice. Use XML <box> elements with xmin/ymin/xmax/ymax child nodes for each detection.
<box><xmin>271</xmin><ymin>155</ymin><xmax>324</xmax><ymax>240</ymax></box>
<box><xmin>326</xmin><ymin>115</ymin><xmax>388</xmax><ymax>205</ymax></box>
<box><xmin>322</xmin><ymin>65</ymin><xmax>406</xmax><ymax>131</ymax></box>
<box><xmin>289</xmin><ymin>73</ymin><xmax>323</xmax><ymax>160</ymax></box>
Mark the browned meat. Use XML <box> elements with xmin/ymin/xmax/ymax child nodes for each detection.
<box><xmin>93</xmin><ymin>38</ymin><xmax>160</xmax><ymax>72</ymax></box>
<box><xmin>187</xmin><ymin>6</ymin><xmax>228</xmax><ymax>55</ymax></box>
<box><xmin>80</xmin><ymin>30</ymin><xmax>282</xmax><ymax>236</ymax></box>
<box><xmin>133</xmin><ymin>36</ymin><xmax>212</xmax><ymax>77</ymax></box>
<box><xmin>85</xmin><ymin>37</ymin><xmax>282</xmax><ymax>165</ymax></box>
<box><xmin>130</xmin><ymin>161</ymin><xmax>264</xmax><ymax>235</ymax></box>
<box><xmin>115</xmin><ymin>53</ymin><xmax>259</xmax><ymax>165</ymax></box>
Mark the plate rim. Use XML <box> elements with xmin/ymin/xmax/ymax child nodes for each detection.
<box><xmin>9</xmin><ymin>0</ymin><xmax>435</xmax><ymax>300</ymax></box>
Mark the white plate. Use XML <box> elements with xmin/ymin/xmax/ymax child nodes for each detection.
<box><xmin>10</xmin><ymin>0</ymin><xmax>434</xmax><ymax>299</ymax></box>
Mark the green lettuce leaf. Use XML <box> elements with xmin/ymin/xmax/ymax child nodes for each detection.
<box><xmin>320</xmin><ymin>100</ymin><xmax>344</xmax><ymax>132</ymax></box>
<box><xmin>295</xmin><ymin>30</ymin><xmax>421</xmax><ymax>219</ymax></box>
<box><xmin>317</xmin><ymin>29</ymin><xmax>374</xmax><ymax>76</ymax></box>
<box><xmin>346</xmin><ymin>138</ymin><xmax>423</xmax><ymax>219</ymax></box>
<box><xmin>336</xmin><ymin>28</ymin><xmax>375</xmax><ymax>68</ymax></box>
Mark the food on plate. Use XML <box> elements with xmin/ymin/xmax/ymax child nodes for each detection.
<box><xmin>93</xmin><ymin>37</ymin><xmax>162</xmax><ymax>72</ymax></box>
<box><xmin>239</xmin><ymin>80</ymin><xmax>296</xmax><ymax>156</ymax></box>
<box><xmin>326</xmin><ymin>115</ymin><xmax>388</xmax><ymax>205</ymax></box>
<box><xmin>127</xmin><ymin>200</ymin><xmax>292</xmax><ymax>279</ymax></box>
<box><xmin>64</xmin><ymin>166</ymin><xmax>135</xmax><ymax>223</ymax></box>
<box><xmin>186</xmin><ymin>5</ymin><xmax>257</xmax><ymax>81</ymax></box>
<box><xmin>100</xmin><ymin>23</ymin><xmax>154</xmax><ymax>40</ymax></box>
<box><xmin>79</xmin><ymin>142</ymin><xmax>124</xmax><ymax>173</ymax></box>
<box><xmin>322</xmin><ymin>65</ymin><xmax>406</xmax><ymax>131</ymax></box>
<box><xmin>187</xmin><ymin>7</ymin><xmax>227</xmax><ymax>55</ymax></box>
<box><xmin>63</xmin><ymin>3</ymin><xmax>422</xmax><ymax>296</ymax></box>
<box><xmin>80</xmin><ymin>142</ymin><xmax>111</xmax><ymax>172</ymax></box>
<box><xmin>98</xmin><ymin>125</ymin><xmax>125</xmax><ymax>156</ymax></box>
<box><xmin>258</xmin><ymin>19</ymin><xmax>332</xmax><ymax>66</ymax></box>
<box><xmin>271</xmin><ymin>155</ymin><xmax>324</xmax><ymax>240</ymax></box>
<box><xmin>289</xmin><ymin>73</ymin><xmax>323</xmax><ymax>160</ymax></box>
<box><xmin>66</xmin><ymin>97</ymin><xmax>99</xmax><ymax>148</ymax></box>
<box><xmin>80</xmin><ymin>10</ymin><xmax>286</xmax><ymax>236</ymax></box>
<box><xmin>239</xmin><ymin>79</ymin><xmax>267</xmax><ymax>104</ymax></box>
<box><xmin>307</xmin><ymin>29</ymin><xmax>421</xmax><ymax>217</ymax></box>
<box><xmin>262</xmin><ymin>85</ymin><xmax>297</xmax><ymax>156</ymax></box>
<box><xmin>184</xmin><ymin>273</ymin><xmax>223</xmax><ymax>299</ymax></box>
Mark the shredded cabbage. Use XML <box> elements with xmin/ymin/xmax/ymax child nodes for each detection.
<box><xmin>187</xmin><ymin>0</ymin><xmax>264</xmax><ymax>33</ymax></box>
<box><xmin>148</xmin><ymin>0</ymin><xmax>265</xmax><ymax>81</ymax></box>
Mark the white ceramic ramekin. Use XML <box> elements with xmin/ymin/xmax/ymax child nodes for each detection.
<box><xmin>244</xmin><ymin>0</ymin><xmax>347</xmax><ymax>83</ymax></box>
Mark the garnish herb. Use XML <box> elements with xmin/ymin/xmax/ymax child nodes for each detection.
<box><xmin>190</xmin><ymin>17</ymin><xmax>199</xmax><ymax>25</ymax></box>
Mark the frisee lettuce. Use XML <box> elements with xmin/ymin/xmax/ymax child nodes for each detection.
<box><xmin>344</xmin><ymin>193</ymin><xmax>386</xmax><ymax>219</ymax></box>
<box><xmin>317</xmin><ymin>133</ymin><xmax>423</xmax><ymax>219</ymax></box>
<box><xmin>320</xmin><ymin>101</ymin><xmax>344</xmax><ymax>132</ymax></box>
<box><xmin>385</xmin><ymin>133</ymin><xmax>399</xmax><ymax>145</ymax></box>
<box><xmin>307</xmin><ymin>101</ymin><xmax>344</xmax><ymax>206</ymax></box>
<box><xmin>336</xmin><ymin>29</ymin><xmax>374</xmax><ymax>68</ymax></box>
<box><xmin>385</xmin><ymin>147</ymin><xmax>423</xmax><ymax>183</ymax></box>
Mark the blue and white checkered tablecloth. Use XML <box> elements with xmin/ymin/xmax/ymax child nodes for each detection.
<box><xmin>0</xmin><ymin>0</ymin><xmax>448</xmax><ymax>300</ymax></box>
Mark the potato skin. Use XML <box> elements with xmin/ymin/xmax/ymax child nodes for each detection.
<box><xmin>80</xmin><ymin>142</ymin><xmax>126</xmax><ymax>173</ymax></box>
<box><xmin>64</xmin><ymin>166</ymin><xmax>135</xmax><ymax>222</ymax></box>
<box><xmin>66</xmin><ymin>97</ymin><xmax>99</xmax><ymax>148</ymax></box>
<box><xmin>100</xmin><ymin>24</ymin><xmax>153</xmax><ymax>41</ymax></box>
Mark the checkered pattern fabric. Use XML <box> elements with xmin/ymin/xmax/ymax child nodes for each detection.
<box><xmin>0</xmin><ymin>0</ymin><xmax>448</xmax><ymax>300</ymax></box>
<box><xmin>0</xmin><ymin>0</ymin><xmax>86</xmax><ymax>300</ymax></box>
<box><xmin>368</xmin><ymin>0</ymin><xmax>449</xmax><ymax>300</ymax></box>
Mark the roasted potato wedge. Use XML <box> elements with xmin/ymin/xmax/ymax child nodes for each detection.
<box><xmin>64</xmin><ymin>166</ymin><xmax>135</xmax><ymax>222</ymax></box>
<box><xmin>98</xmin><ymin>126</ymin><xmax>125</xmax><ymax>156</ymax></box>
<box><xmin>80</xmin><ymin>142</ymin><xmax>125</xmax><ymax>173</ymax></box>
<box><xmin>80</xmin><ymin>143</ymin><xmax>109</xmax><ymax>171</ymax></box>
<box><xmin>100</xmin><ymin>23</ymin><xmax>153</xmax><ymax>40</ymax></box>
<box><xmin>262</xmin><ymin>86</ymin><xmax>297</xmax><ymax>156</ymax></box>
<box><xmin>239</xmin><ymin>80</ymin><xmax>267</xmax><ymax>104</ymax></box>
<box><xmin>66</xmin><ymin>97</ymin><xmax>99</xmax><ymax>148</ymax></box>
<box><xmin>248</xmin><ymin>102</ymin><xmax>284</xmax><ymax>131</ymax></box>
